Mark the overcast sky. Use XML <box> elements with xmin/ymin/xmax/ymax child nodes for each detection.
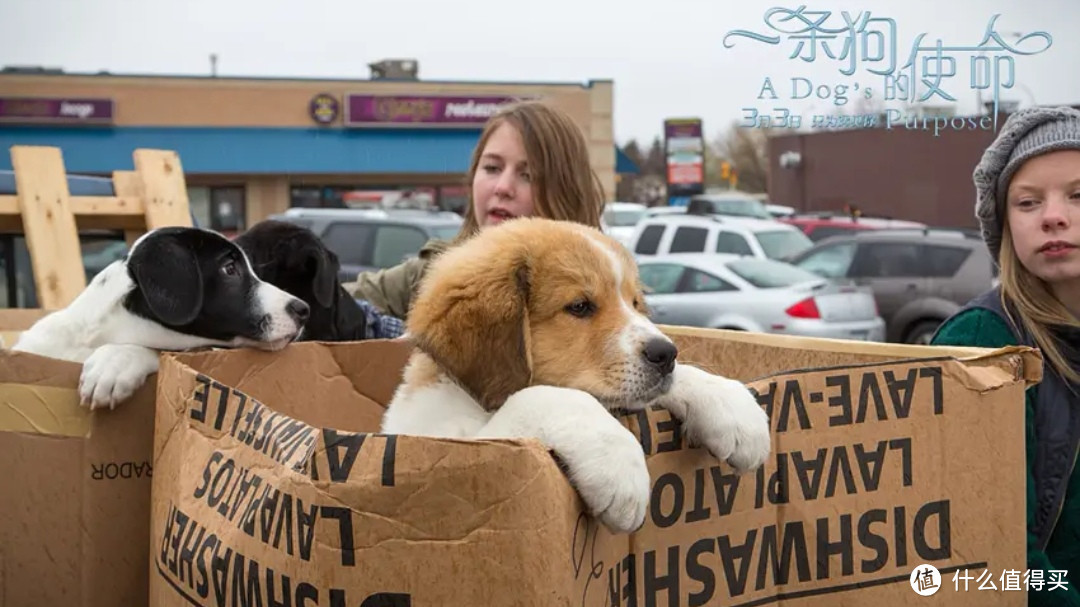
<box><xmin>2</xmin><ymin>0</ymin><xmax>1078</xmax><ymax>145</ymax></box>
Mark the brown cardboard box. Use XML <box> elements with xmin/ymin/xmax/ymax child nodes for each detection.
<box><xmin>148</xmin><ymin>327</ymin><xmax>1038</xmax><ymax>606</ymax></box>
<box><xmin>0</xmin><ymin>348</ymin><xmax>156</xmax><ymax>607</ymax></box>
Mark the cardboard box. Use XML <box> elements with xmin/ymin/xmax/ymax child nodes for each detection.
<box><xmin>149</xmin><ymin>327</ymin><xmax>1038</xmax><ymax>606</ymax></box>
<box><xmin>0</xmin><ymin>348</ymin><xmax>156</xmax><ymax>607</ymax></box>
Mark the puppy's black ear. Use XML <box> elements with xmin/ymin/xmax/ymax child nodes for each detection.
<box><xmin>308</xmin><ymin>245</ymin><xmax>338</xmax><ymax>308</ymax></box>
<box><xmin>129</xmin><ymin>232</ymin><xmax>204</xmax><ymax>326</ymax></box>
<box><xmin>290</xmin><ymin>243</ymin><xmax>338</xmax><ymax>308</ymax></box>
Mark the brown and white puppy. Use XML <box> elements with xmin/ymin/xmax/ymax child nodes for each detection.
<box><xmin>381</xmin><ymin>217</ymin><xmax>771</xmax><ymax>533</ymax></box>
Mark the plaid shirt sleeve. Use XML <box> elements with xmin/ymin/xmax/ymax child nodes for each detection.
<box><xmin>354</xmin><ymin>299</ymin><xmax>406</xmax><ymax>339</ymax></box>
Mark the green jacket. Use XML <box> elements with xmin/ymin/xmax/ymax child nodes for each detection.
<box><xmin>341</xmin><ymin>239</ymin><xmax>452</xmax><ymax>320</ymax></box>
<box><xmin>932</xmin><ymin>308</ymin><xmax>1080</xmax><ymax>605</ymax></box>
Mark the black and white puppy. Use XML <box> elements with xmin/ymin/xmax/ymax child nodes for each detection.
<box><xmin>13</xmin><ymin>226</ymin><xmax>310</xmax><ymax>410</ymax></box>
<box><xmin>233</xmin><ymin>219</ymin><xmax>368</xmax><ymax>342</ymax></box>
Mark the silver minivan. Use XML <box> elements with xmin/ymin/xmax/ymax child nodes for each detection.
<box><xmin>269</xmin><ymin>208</ymin><xmax>464</xmax><ymax>282</ymax></box>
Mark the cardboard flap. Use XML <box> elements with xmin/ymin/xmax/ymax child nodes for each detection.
<box><xmin>0</xmin><ymin>351</ymin><xmax>88</xmax><ymax>437</ymax></box>
<box><xmin>162</xmin><ymin>339</ymin><xmax>414</xmax><ymax>433</ymax></box>
<box><xmin>0</xmin><ymin>349</ymin><xmax>83</xmax><ymax>386</ymax></box>
<box><xmin>664</xmin><ymin>325</ymin><xmax>1042</xmax><ymax>387</ymax></box>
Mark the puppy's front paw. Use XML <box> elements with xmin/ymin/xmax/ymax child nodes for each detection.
<box><xmin>479</xmin><ymin>385</ymin><xmax>652</xmax><ymax>534</ymax></box>
<box><xmin>673</xmin><ymin>367</ymin><xmax>772</xmax><ymax>473</ymax></box>
<box><xmin>565</xmin><ymin>426</ymin><xmax>651</xmax><ymax>534</ymax></box>
<box><xmin>79</xmin><ymin>344</ymin><xmax>160</xmax><ymax>410</ymax></box>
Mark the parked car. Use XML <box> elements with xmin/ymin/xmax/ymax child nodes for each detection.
<box><xmin>786</xmin><ymin>230</ymin><xmax>997</xmax><ymax>344</ymax></box>
<box><xmin>780</xmin><ymin>216</ymin><xmax>882</xmax><ymax>242</ymax></box>
<box><xmin>601</xmin><ymin>201</ymin><xmax>648</xmax><ymax>248</ymax></box>
<box><xmin>643</xmin><ymin>205</ymin><xmax>687</xmax><ymax>219</ymax></box>
<box><xmin>780</xmin><ymin>212</ymin><xmax>927</xmax><ymax>242</ymax></box>
<box><xmin>269</xmin><ymin>207</ymin><xmax>464</xmax><ymax>282</ymax></box>
<box><xmin>629</xmin><ymin>214</ymin><xmax>814</xmax><ymax>261</ymax></box>
<box><xmin>686</xmin><ymin>192</ymin><xmax>773</xmax><ymax>220</ymax></box>
<box><xmin>765</xmin><ymin>203</ymin><xmax>797</xmax><ymax>218</ymax></box>
<box><xmin>637</xmin><ymin>253</ymin><xmax>885</xmax><ymax>341</ymax></box>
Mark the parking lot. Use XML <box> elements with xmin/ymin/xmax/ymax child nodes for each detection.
<box><xmin>608</xmin><ymin>192</ymin><xmax>998</xmax><ymax>344</ymax></box>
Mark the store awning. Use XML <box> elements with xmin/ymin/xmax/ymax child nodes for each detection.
<box><xmin>1</xmin><ymin>127</ymin><xmax>637</xmax><ymax>178</ymax></box>
<box><xmin>0</xmin><ymin>126</ymin><xmax>484</xmax><ymax>174</ymax></box>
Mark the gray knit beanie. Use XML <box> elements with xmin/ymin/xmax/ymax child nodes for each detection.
<box><xmin>973</xmin><ymin>106</ymin><xmax>1080</xmax><ymax>263</ymax></box>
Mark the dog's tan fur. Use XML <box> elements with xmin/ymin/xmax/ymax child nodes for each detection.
<box><xmin>403</xmin><ymin>217</ymin><xmax>652</xmax><ymax>411</ymax></box>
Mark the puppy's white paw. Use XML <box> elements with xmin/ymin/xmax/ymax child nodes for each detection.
<box><xmin>565</xmin><ymin>425</ymin><xmax>651</xmax><ymax>534</ymax></box>
<box><xmin>480</xmin><ymin>385</ymin><xmax>651</xmax><ymax>534</ymax></box>
<box><xmin>79</xmin><ymin>344</ymin><xmax>160</xmax><ymax>410</ymax></box>
<box><xmin>667</xmin><ymin>366</ymin><xmax>772</xmax><ymax>473</ymax></box>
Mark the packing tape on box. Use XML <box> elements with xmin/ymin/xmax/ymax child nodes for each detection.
<box><xmin>0</xmin><ymin>383</ymin><xmax>91</xmax><ymax>437</ymax></box>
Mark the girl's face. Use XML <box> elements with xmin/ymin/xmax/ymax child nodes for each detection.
<box><xmin>471</xmin><ymin>123</ymin><xmax>536</xmax><ymax>229</ymax></box>
<box><xmin>1006</xmin><ymin>149</ymin><xmax>1080</xmax><ymax>288</ymax></box>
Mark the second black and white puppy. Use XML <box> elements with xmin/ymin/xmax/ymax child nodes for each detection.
<box><xmin>234</xmin><ymin>219</ymin><xmax>369</xmax><ymax>342</ymax></box>
<box><xmin>13</xmin><ymin>226</ymin><xmax>310</xmax><ymax>409</ymax></box>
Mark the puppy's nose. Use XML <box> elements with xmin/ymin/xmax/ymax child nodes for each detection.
<box><xmin>286</xmin><ymin>299</ymin><xmax>310</xmax><ymax>325</ymax></box>
<box><xmin>642</xmin><ymin>338</ymin><xmax>677</xmax><ymax>375</ymax></box>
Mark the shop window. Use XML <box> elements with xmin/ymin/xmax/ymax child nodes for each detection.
<box><xmin>187</xmin><ymin>186</ymin><xmax>245</xmax><ymax>232</ymax></box>
<box><xmin>290</xmin><ymin>187</ymin><xmax>323</xmax><ymax>209</ymax></box>
<box><xmin>288</xmin><ymin>185</ymin><xmax>444</xmax><ymax>210</ymax></box>
<box><xmin>187</xmin><ymin>187</ymin><xmax>212</xmax><ymax>228</ymax></box>
<box><xmin>211</xmin><ymin>187</ymin><xmax>246</xmax><ymax>233</ymax></box>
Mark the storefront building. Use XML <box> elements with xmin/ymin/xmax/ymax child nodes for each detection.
<box><xmin>0</xmin><ymin>63</ymin><xmax>629</xmax><ymax>232</ymax></box>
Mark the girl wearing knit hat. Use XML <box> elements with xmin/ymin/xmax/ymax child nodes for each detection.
<box><xmin>932</xmin><ymin>106</ymin><xmax>1080</xmax><ymax>606</ymax></box>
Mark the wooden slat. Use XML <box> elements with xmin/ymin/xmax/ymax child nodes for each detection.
<box><xmin>113</xmin><ymin>170</ymin><xmax>147</xmax><ymax>245</ymax></box>
<box><xmin>0</xmin><ymin>194</ymin><xmax>149</xmax><ymax>231</ymax></box>
<box><xmin>11</xmin><ymin>146</ymin><xmax>86</xmax><ymax>310</ymax></box>
<box><xmin>0</xmin><ymin>195</ymin><xmax>146</xmax><ymax>216</ymax></box>
<box><xmin>134</xmin><ymin>149</ymin><xmax>193</xmax><ymax>229</ymax></box>
<box><xmin>0</xmin><ymin>307</ymin><xmax>51</xmax><ymax>347</ymax></box>
<box><xmin>0</xmin><ymin>308</ymin><xmax>52</xmax><ymax>329</ymax></box>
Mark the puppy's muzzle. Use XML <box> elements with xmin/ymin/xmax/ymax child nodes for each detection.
<box><xmin>286</xmin><ymin>299</ymin><xmax>310</xmax><ymax>327</ymax></box>
<box><xmin>642</xmin><ymin>338</ymin><xmax>677</xmax><ymax>376</ymax></box>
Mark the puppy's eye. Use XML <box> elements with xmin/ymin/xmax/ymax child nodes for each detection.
<box><xmin>565</xmin><ymin>299</ymin><xmax>595</xmax><ymax>318</ymax></box>
<box><xmin>221</xmin><ymin>260</ymin><xmax>238</xmax><ymax>276</ymax></box>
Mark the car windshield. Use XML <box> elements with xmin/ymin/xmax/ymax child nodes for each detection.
<box><xmin>755</xmin><ymin>230</ymin><xmax>814</xmax><ymax>260</ymax></box>
<box><xmin>705</xmin><ymin>198</ymin><xmax>771</xmax><ymax>219</ymax></box>
<box><xmin>604</xmin><ymin>209</ymin><xmax>645</xmax><ymax>227</ymax></box>
<box><xmin>725</xmin><ymin>258</ymin><xmax>825</xmax><ymax>288</ymax></box>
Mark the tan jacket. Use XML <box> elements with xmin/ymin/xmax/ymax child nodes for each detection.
<box><xmin>341</xmin><ymin>239</ymin><xmax>451</xmax><ymax>320</ymax></box>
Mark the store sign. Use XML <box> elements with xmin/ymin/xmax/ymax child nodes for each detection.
<box><xmin>0</xmin><ymin>97</ymin><xmax>114</xmax><ymax>125</ymax></box>
<box><xmin>344</xmin><ymin>94</ymin><xmax>527</xmax><ymax>127</ymax></box>
<box><xmin>308</xmin><ymin>93</ymin><xmax>340</xmax><ymax>125</ymax></box>
<box><xmin>663</xmin><ymin>117</ymin><xmax>705</xmax><ymax>204</ymax></box>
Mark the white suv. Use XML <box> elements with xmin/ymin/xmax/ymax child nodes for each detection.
<box><xmin>629</xmin><ymin>214</ymin><xmax>814</xmax><ymax>261</ymax></box>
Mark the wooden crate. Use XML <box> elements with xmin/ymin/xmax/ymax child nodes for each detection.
<box><xmin>0</xmin><ymin>145</ymin><xmax>193</xmax><ymax>344</ymax></box>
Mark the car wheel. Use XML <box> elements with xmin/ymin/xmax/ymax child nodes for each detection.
<box><xmin>905</xmin><ymin>321</ymin><xmax>941</xmax><ymax>345</ymax></box>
